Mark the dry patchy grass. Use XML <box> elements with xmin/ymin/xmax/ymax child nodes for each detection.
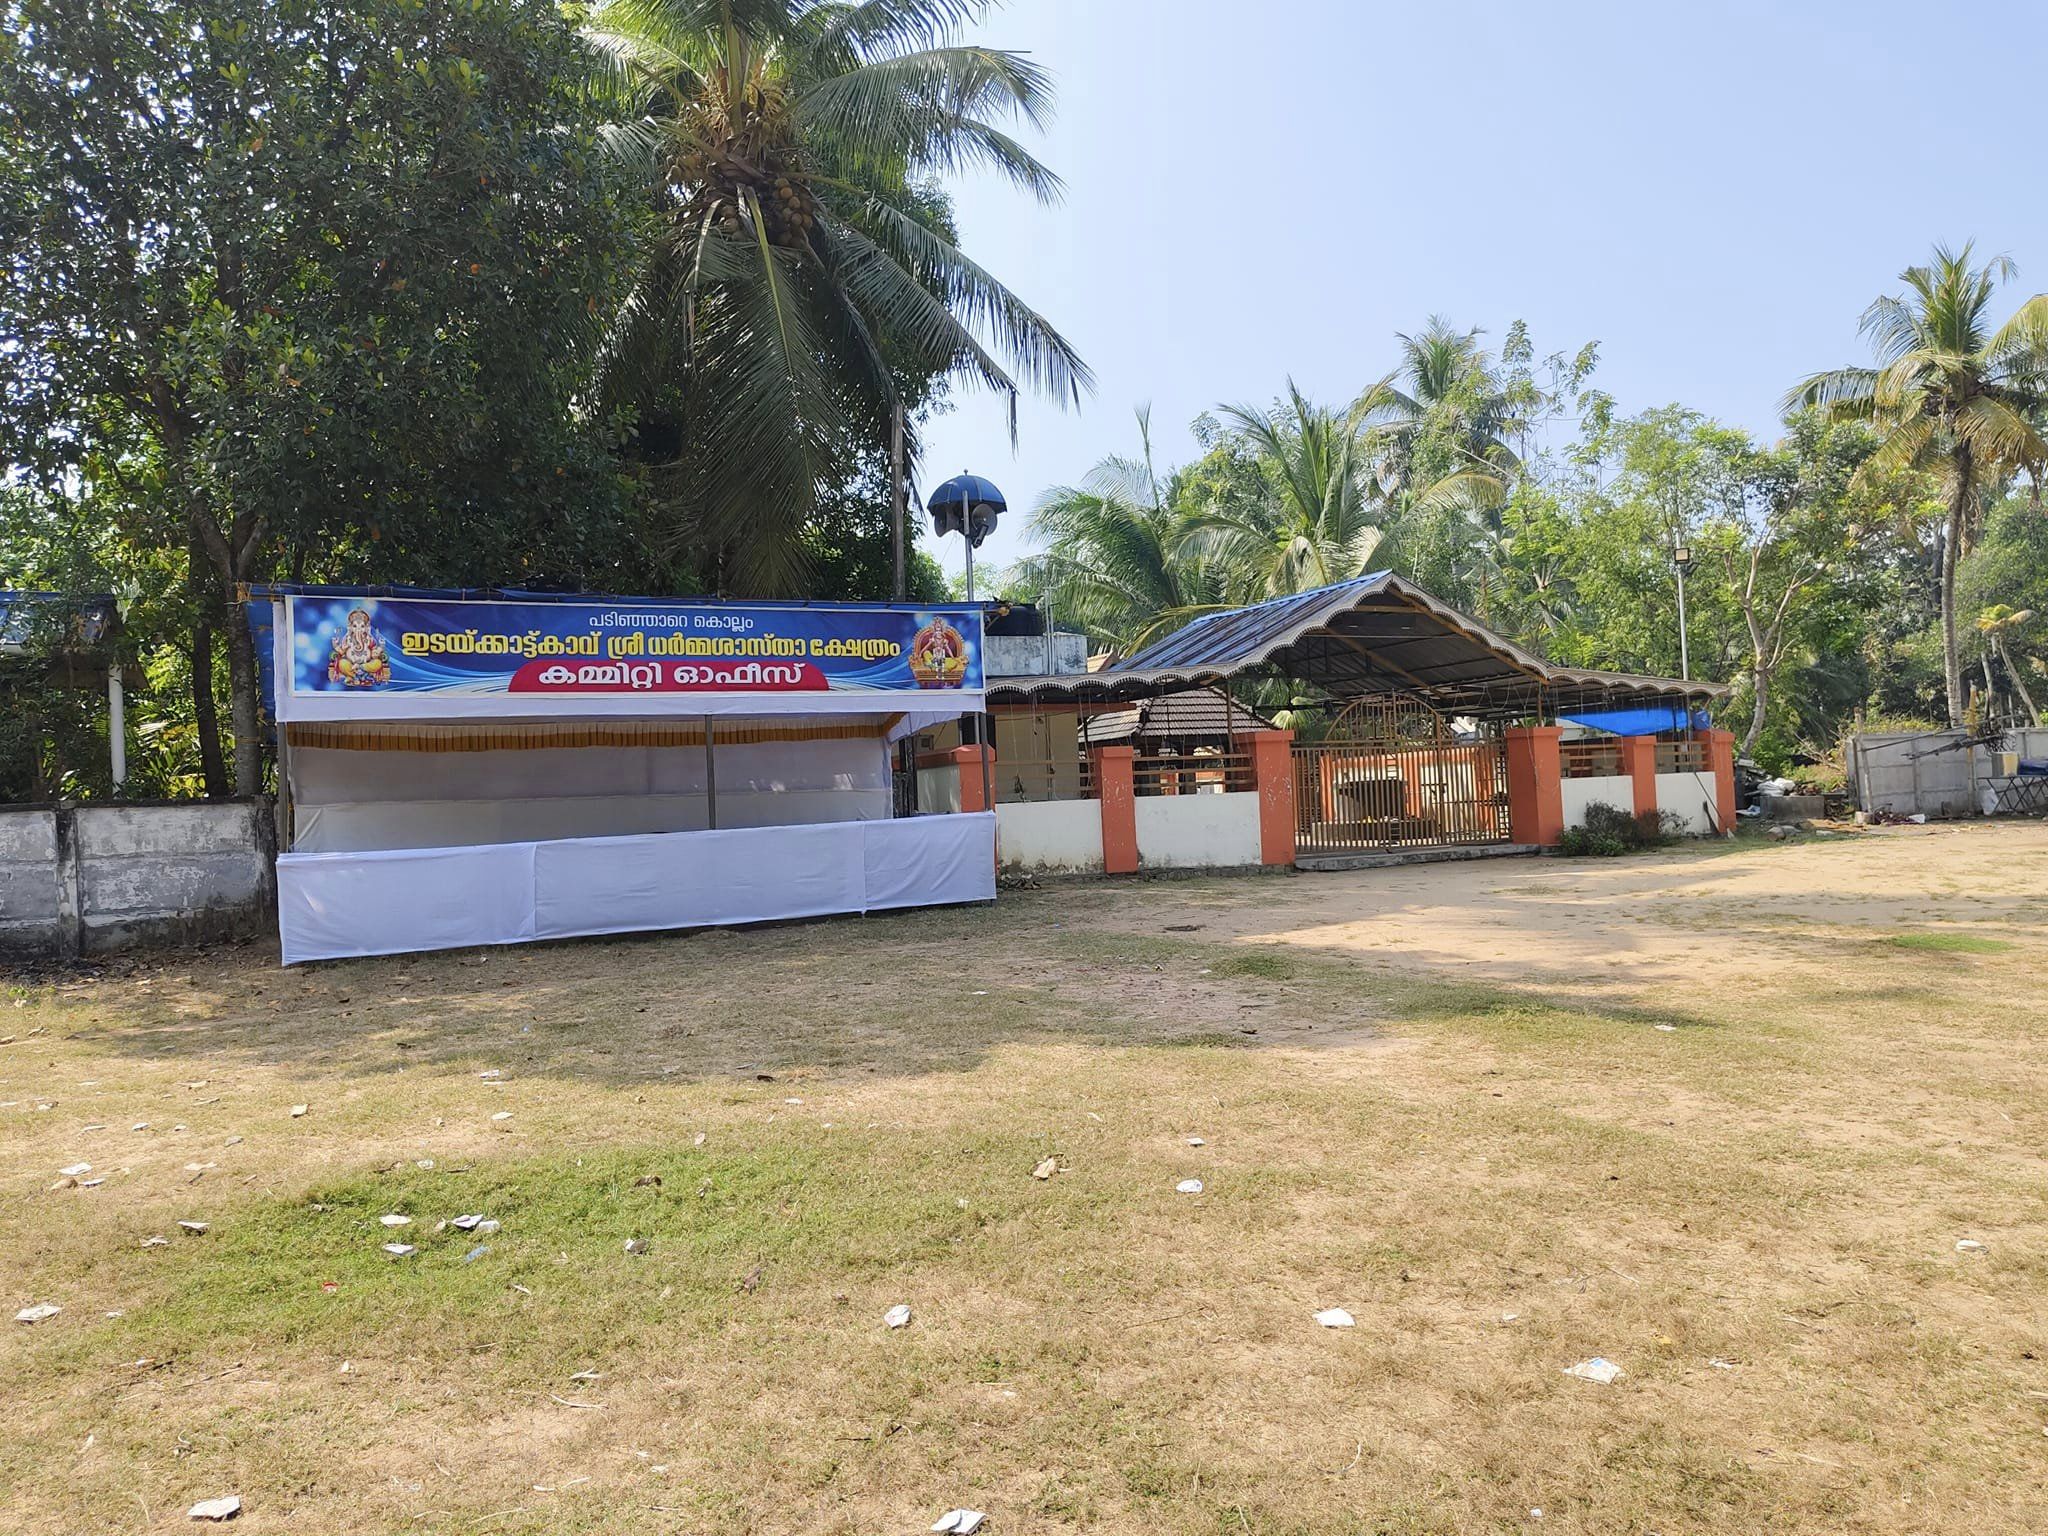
<box><xmin>4</xmin><ymin>823</ymin><xmax>2048</xmax><ymax>1534</ymax></box>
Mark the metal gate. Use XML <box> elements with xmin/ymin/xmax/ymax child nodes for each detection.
<box><xmin>1291</xmin><ymin>696</ymin><xmax>1511</xmax><ymax>853</ymax></box>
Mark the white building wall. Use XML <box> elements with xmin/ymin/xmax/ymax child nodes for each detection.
<box><xmin>1134</xmin><ymin>791</ymin><xmax>1264</xmax><ymax>869</ymax></box>
<box><xmin>996</xmin><ymin>799</ymin><xmax>1104</xmax><ymax>873</ymax></box>
<box><xmin>1560</xmin><ymin>775</ymin><xmax>1635</xmax><ymax>830</ymax></box>
<box><xmin>1656</xmin><ymin>772</ymin><xmax>1719</xmax><ymax>835</ymax></box>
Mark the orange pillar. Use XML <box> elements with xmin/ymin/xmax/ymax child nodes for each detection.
<box><xmin>1620</xmin><ymin>734</ymin><xmax>1658</xmax><ymax>820</ymax></box>
<box><xmin>1092</xmin><ymin>745</ymin><xmax>1139</xmax><ymax>874</ymax></box>
<box><xmin>950</xmin><ymin>744</ymin><xmax>994</xmax><ymax>814</ymax></box>
<box><xmin>1503</xmin><ymin>725</ymin><xmax>1565</xmax><ymax>848</ymax></box>
<box><xmin>1706</xmin><ymin>729</ymin><xmax>1736</xmax><ymax>834</ymax></box>
<box><xmin>1246</xmin><ymin>729</ymin><xmax>1296</xmax><ymax>866</ymax></box>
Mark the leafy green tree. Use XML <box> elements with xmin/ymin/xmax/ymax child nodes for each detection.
<box><xmin>585</xmin><ymin>0</ymin><xmax>1089</xmax><ymax>590</ymax></box>
<box><xmin>0</xmin><ymin>0</ymin><xmax>635</xmax><ymax>793</ymax></box>
<box><xmin>1787</xmin><ymin>244</ymin><xmax>2048</xmax><ymax>725</ymax></box>
<box><xmin>1960</xmin><ymin>495</ymin><xmax>2048</xmax><ymax>725</ymax></box>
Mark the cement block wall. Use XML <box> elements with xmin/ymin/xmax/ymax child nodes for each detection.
<box><xmin>1848</xmin><ymin>728</ymin><xmax>2048</xmax><ymax>819</ymax></box>
<box><xmin>984</xmin><ymin>631</ymin><xmax>1089</xmax><ymax>678</ymax></box>
<box><xmin>0</xmin><ymin>800</ymin><xmax>275</xmax><ymax>959</ymax></box>
<box><xmin>0</xmin><ymin>809</ymin><xmax>62</xmax><ymax>952</ymax></box>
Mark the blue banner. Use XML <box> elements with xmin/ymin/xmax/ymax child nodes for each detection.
<box><xmin>283</xmin><ymin>595</ymin><xmax>983</xmax><ymax>701</ymax></box>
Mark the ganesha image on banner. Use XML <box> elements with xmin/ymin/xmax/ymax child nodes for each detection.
<box><xmin>908</xmin><ymin>617</ymin><xmax>970</xmax><ymax>689</ymax></box>
<box><xmin>326</xmin><ymin>608</ymin><xmax>392</xmax><ymax>688</ymax></box>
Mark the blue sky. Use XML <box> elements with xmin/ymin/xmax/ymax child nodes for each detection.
<box><xmin>915</xmin><ymin>0</ymin><xmax>2048</xmax><ymax>584</ymax></box>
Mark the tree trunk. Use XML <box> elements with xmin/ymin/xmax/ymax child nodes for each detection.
<box><xmin>190</xmin><ymin>616</ymin><xmax>227</xmax><ymax>798</ymax></box>
<box><xmin>220</xmin><ymin>597</ymin><xmax>263</xmax><ymax>797</ymax></box>
<box><xmin>1742</xmin><ymin>663</ymin><xmax>1771</xmax><ymax>760</ymax></box>
<box><xmin>191</xmin><ymin>494</ymin><xmax>265</xmax><ymax>798</ymax></box>
<box><xmin>1998</xmin><ymin>637</ymin><xmax>2042</xmax><ymax>728</ymax></box>
<box><xmin>1940</xmin><ymin>445</ymin><xmax>1972</xmax><ymax>728</ymax></box>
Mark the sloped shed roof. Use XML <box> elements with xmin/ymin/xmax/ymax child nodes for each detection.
<box><xmin>1077</xmin><ymin>688</ymin><xmax>1275</xmax><ymax>747</ymax></box>
<box><xmin>987</xmin><ymin>572</ymin><xmax>1722</xmax><ymax>717</ymax></box>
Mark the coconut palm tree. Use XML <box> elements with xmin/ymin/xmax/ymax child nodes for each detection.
<box><xmin>1787</xmin><ymin>245</ymin><xmax>2048</xmax><ymax>724</ymax></box>
<box><xmin>1194</xmin><ymin>379</ymin><xmax>1405</xmax><ymax>601</ymax></box>
<box><xmin>1376</xmin><ymin>316</ymin><xmax>1521</xmax><ymax>497</ymax></box>
<box><xmin>1017</xmin><ymin>408</ymin><xmax>1222</xmax><ymax>655</ymax></box>
<box><xmin>1977</xmin><ymin>605</ymin><xmax>2041</xmax><ymax>726</ymax></box>
<box><xmin>587</xmin><ymin>0</ymin><xmax>1091</xmax><ymax>590</ymax></box>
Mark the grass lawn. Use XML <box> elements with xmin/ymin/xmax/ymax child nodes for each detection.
<box><xmin>5</xmin><ymin>822</ymin><xmax>2048</xmax><ymax>1534</ymax></box>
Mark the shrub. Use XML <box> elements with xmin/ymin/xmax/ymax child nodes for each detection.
<box><xmin>1559</xmin><ymin>801</ymin><xmax>1683</xmax><ymax>857</ymax></box>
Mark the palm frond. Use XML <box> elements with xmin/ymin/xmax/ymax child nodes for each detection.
<box><xmin>1782</xmin><ymin>366</ymin><xmax>1880</xmax><ymax>417</ymax></box>
<box><xmin>799</xmin><ymin>45</ymin><xmax>1057</xmax><ymax>155</ymax></box>
<box><xmin>808</xmin><ymin>0</ymin><xmax>990</xmax><ymax>57</ymax></box>
<box><xmin>1955</xmin><ymin>392</ymin><xmax>2048</xmax><ymax>469</ymax></box>
<box><xmin>857</xmin><ymin>195</ymin><xmax>1092</xmax><ymax>406</ymax></box>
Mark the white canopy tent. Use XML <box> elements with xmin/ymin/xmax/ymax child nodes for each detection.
<box><xmin>260</xmin><ymin>591</ymin><xmax>994</xmax><ymax>964</ymax></box>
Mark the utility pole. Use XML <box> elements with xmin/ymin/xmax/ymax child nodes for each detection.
<box><xmin>890</xmin><ymin>402</ymin><xmax>906</xmax><ymax>601</ymax></box>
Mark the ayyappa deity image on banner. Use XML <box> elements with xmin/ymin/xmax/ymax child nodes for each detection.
<box><xmin>908</xmin><ymin>617</ymin><xmax>970</xmax><ymax>688</ymax></box>
<box><xmin>326</xmin><ymin>607</ymin><xmax>393</xmax><ymax>687</ymax></box>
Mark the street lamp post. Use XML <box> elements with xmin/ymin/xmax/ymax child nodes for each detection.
<box><xmin>1673</xmin><ymin>541</ymin><xmax>1694</xmax><ymax>682</ymax></box>
<box><xmin>925</xmin><ymin>473</ymin><xmax>1007</xmax><ymax>810</ymax></box>
<box><xmin>925</xmin><ymin>472</ymin><xmax>1006</xmax><ymax>603</ymax></box>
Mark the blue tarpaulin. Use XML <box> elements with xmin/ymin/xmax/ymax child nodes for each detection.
<box><xmin>1561</xmin><ymin>705</ymin><xmax>1710</xmax><ymax>737</ymax></box>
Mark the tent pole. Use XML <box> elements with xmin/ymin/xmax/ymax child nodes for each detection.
<box><xmin>980</xmin><ymin>711</ymin><xmax>993</xmax><ymax>811</ymax></box>
<box><xmin>703</xmin><ymin>715</ymin><xmax>718</xmax><ymax>831</ymax></box>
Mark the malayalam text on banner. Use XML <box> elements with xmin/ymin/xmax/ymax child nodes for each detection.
<box><xmin>286</xmin><ymin>596</ymin><xmax>984</xmax><ymax>700</ymax></box>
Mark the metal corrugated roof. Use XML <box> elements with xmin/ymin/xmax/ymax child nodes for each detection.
<box><xmin>989</xmin><ymin>572</ymin><xmax>1723</xmax><ymax>716</ymax></box>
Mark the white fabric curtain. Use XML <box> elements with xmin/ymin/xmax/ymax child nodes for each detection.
<box><xmin>288</xmin><ymin>722</ymin><xmax>891</xmax><ymax>854</ymax></box>
<box><xmin>276</xmin><ymin>813</ymin><xmax>997</xmax><ymax>964</ymax></box>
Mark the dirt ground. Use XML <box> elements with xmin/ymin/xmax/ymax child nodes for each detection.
<box><xmin>5</xmin><ymin>823</ymin><xmax>2047</xmax><ymax>1534</ymax></box>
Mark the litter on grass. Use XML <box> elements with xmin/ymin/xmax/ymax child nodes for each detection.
<box><xmin>623</xmin><ymin>1238</ymin><xmax>649</xmax><ymax>1255</ymax></box>
<box><xmin>1186</xmin><ymin>1137</ymin><xmax>1206</xmax><ymax>1146</ymax></box>
<box><xmin>1314</xmin><ymin>1308</ymin><xmax>1356</xmax><ymax>1329</ymax></box>
<box><xmin>58</xmin><ymin>1162</ymin><xmax>91</xmax><ymax>1177</ymax></box>
<box><xmin>1957</xmin><ymin>1238</ymin><xmax>1987</xmax><ymax>1254</ymax></box>
<box><xmin>1030</xmin><ymin>1157</ymin><xmax>1058</xmax><ymax>1181</ymax></box>
<box><xmin>15</xmin><ymin>1303</ymin><xmax>61</xmax><ymax>1324</ymax></box>
<box><xmin>1563</xmin><ymin>1357</ymin><xmax>1624</xmax><ymax>1385</ymax></box>
<box><xmin>381</xmin><ymin>1243</ymin><xmax>416</xmax><ymax>1257</ymax></box>
<box><xmin>451</xmin><ymin>1214</ymin><xmax>485</xmax><ymax>1231</ymax></box>
<box><xmin>187</xmin><ymin>1495</ymin><xmax>242</xmax><ymax>1521</ymax></box>
<box><xmin>491</xmin><ymin>1112</ymin><xmax>513</xmax><ymax>1123</ymax></box>
<box><xmin>141</xmin><ymin>1236</ymin><xmax>169</xmax><ymax>1248</ymax></box>
<box><xmin>290</xmin><ymin>1104</ymin><xmax>307</xmax><ymax>1118</ymax></box>
<box><xmin>884</xmin><ymin>1304</ymin><xmax>912</xmax><ymax>1329</ymax></box>
<box><xmin>176</xmin><ymin>1220</ymin><xmax>208</xmax><ymax>1235</ymax></box>
<box><xmin>931</xmin><ymin>1511</ymin><xmax>986</xmax><ymax>1534</ymax></box>
<box><xmin>461</xmin><ymin>1245</ymin><xmax>490</xmax><ymax>1264</ymax></box>
<box><xmin>378</xmin><ymin>1214</ymin><xmax>411</xmax><ymax>1228</ymax></box>
<box><xmin>1176</xmin><ymin>1179</ymin><xmax>1204</xmax><ymax>1195</ymax></box>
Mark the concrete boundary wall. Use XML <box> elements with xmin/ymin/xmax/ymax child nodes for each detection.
<box><xmin>996</xmin><ymin>799</ymin><xmax>1104</xmax><ymax>874</ymax></box>
<box><xmin>1849</xmin><ymin>729</ymin><xmax>2048</xmax><ymax>819</ymax></box>
<box><xmin>1135</xmin><ymin>791</ymin><xmax>1264</xmax><ymax>870</ymax></box>
<box><xmin>0</xmin><ymin>800</ymin><xmax>275</xmax><ymax>959</ymax></box>
<box><xmin>1656</xmin><ymin>772</ymin><xmax>1719</xmax><ymax>836</ymax></box>
<box><xmin>1561</xmin><ymin>776</ymin><xmax>1634</xmax><ymax>830</ymax></box>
